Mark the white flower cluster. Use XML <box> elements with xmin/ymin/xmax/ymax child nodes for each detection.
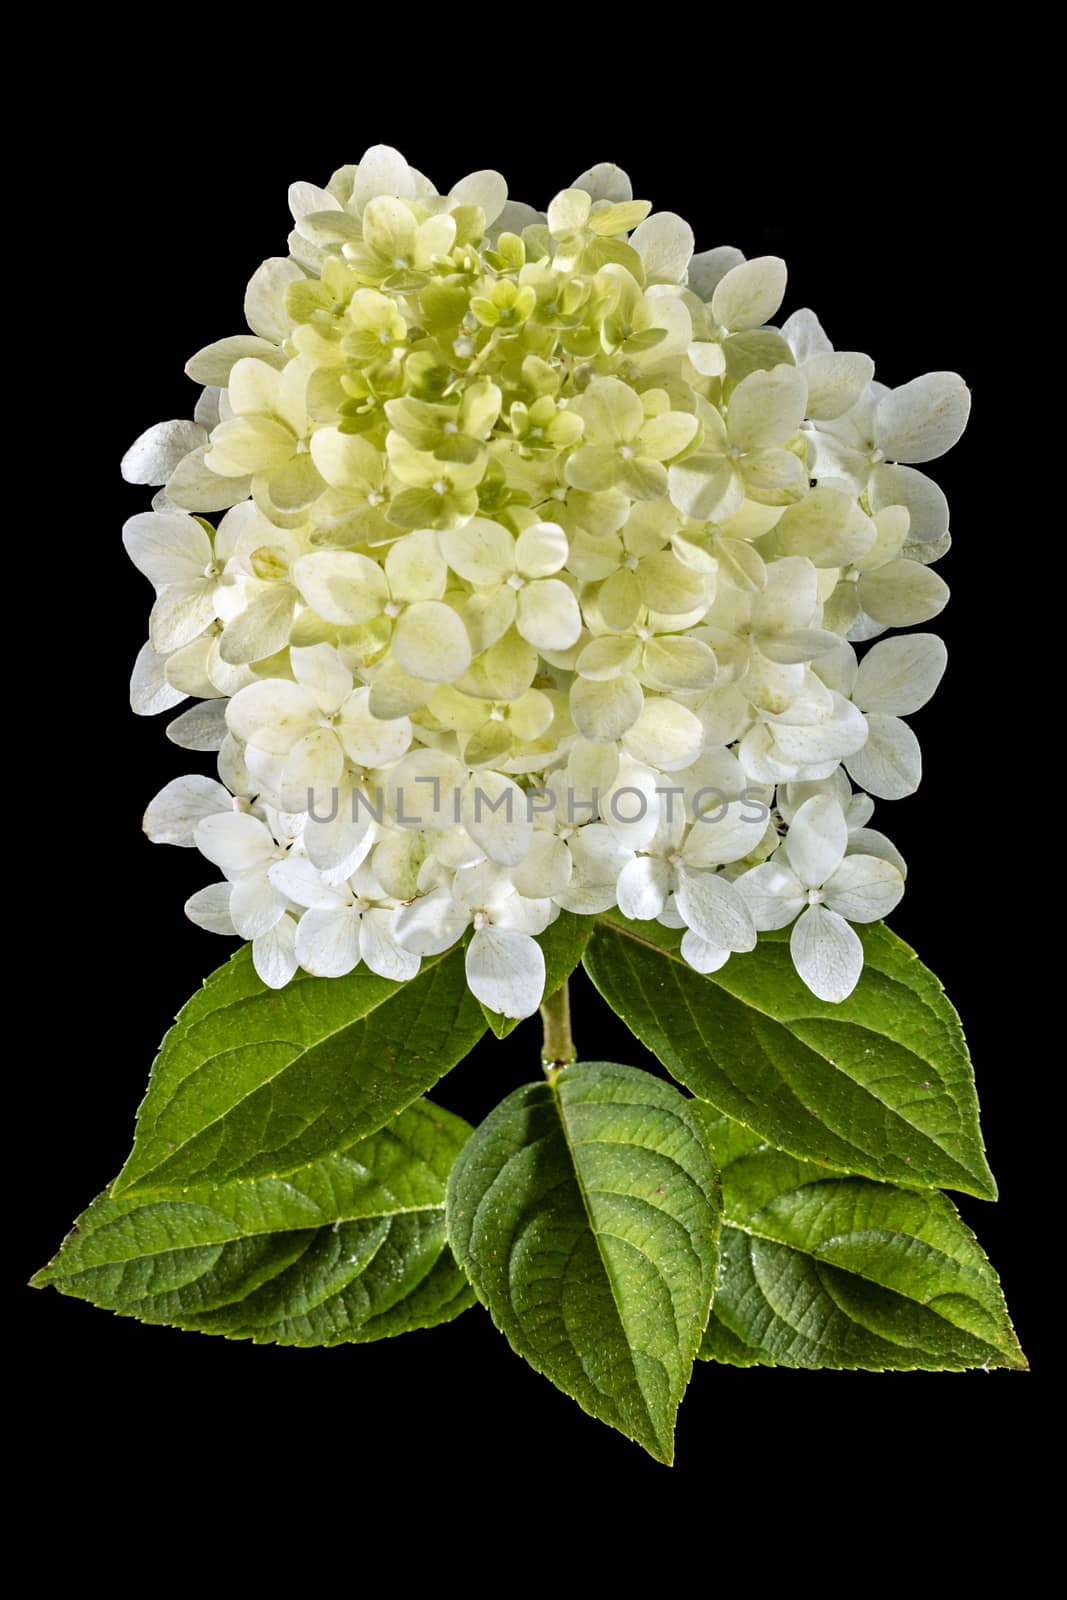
<box><xmin>125</xmin><ymin>146</ymin><xmax>967</xmax><ymax>1016</ymax></box>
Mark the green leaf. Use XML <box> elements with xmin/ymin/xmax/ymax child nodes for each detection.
<box><xmin>34</xmin><ymin>1100</ymin><xmax>476</xmax><ymax>1346</ymax></box>
<box><xmin>447</xmin><ymin>1061</ymin><xmax>720</xmax><ymax>1463</ymax></box>
<box><xmin>479</xmin><ymin>911</ymin><xmax>592</xmax><ymax>1038</ymax></box>
<box><xmin>113</xmin><ymin>944</ymin><xmax>486</xmax><ymax>1197</ymax></box>
<box><xmin>693</xmin><ymin>1105</ymin><xmax>1025</xmax><ymax>1371</ymax></box>
<box><xmin>585</xmin><ymin>916</ymin><xmax>995</xmax><ymax>1198</ymax></box>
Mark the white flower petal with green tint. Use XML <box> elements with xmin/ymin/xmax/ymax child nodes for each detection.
<box><xmin>439</xmin><ymin>517</ymin><xmax>515</xmax><ymax>584</ymax></box>
<box><xmin>350</xmin><ymin>144</ymin><xmax>416</xmax><ymax>212</ymax></box>
<box><xmin>359</xmin><ymin>908</ymin><xmax>421</xmax><ymax>982</ymax></box>
<box><xmin>218</xmin><ymin>586</ymin><xmax>296</xmax><ymax>665</ymax></box>
<box><xmin>547</xmin><ymin>187</ymin><xmax>592</xmax><ymax>235</ymax></box>
<box><xmin>875</xmin><ymin>372</ymin><xmax>971</xmax><ymax>463</ymax></box>
<box><xmin>165</xmin><ymin>446</ymin><xmax>252</xmax><ymax>512</ymax></box>
<box><xmin>641</xmin><ymin>635</ymin><xmax>717</xmax><ymax>691</ymax></box>
<box><xmin>790</xmin><ymin>904</ymin><xmax>863</xmax><ymax>1001</ymax></box>
<box><xmin>773</xmin><ymin>486</ymin><xmax>875</xmax><ymax>568</ymax></box>
<box><xmin>465</xmin><ymin>925</ymin><xmax>545</xmax><ymax>1019</ymax></box>
<box><xmin>575</xmin><ymin>376</ymin><xmax>644</xmax><ymax>444</ymax></box>
<box><xmin>207</xmin><ymin>416</ymin><xmax>296</xmax><ymax>476</ymax></box>
<box><xmin>244</xmin><ymin>257</ymin><xmax>303</xmax><ymax>343</ymax></box>
<box><xmin>682</xmin><ymin>801</ymin><xmax>767</xmax><ymax>867</ymax></box>
<box><xmin>391</xmin><ymin>600</ymin><xmax>472</xmax><ymax>681</ymax></box>
<box><xmin>339</xmin><ymin>687</ymin><xmax>412</xmax><ymax>767</ymax></box>
<box><xmin>623</xmin><ymin>698</ymin><xmax>703</xmax><ymax>770</ymax></box>
<box><xmin>845</xmin><ymin>712</ymin><xmax>922</xmax><ymax>799</ymax></box>
<box><xmin>293</xmin><ymin>550</ymin><xmax>390</xmax><ymax>625</ymax></box>
<box><xmin>853</xmin><ymin>633</ymin><xmax>947</xmax><ymax>715</ymax></box>
<box><xmin>149</xmin><ymin>581</ymin><xmax>218</xmax><ymax>654</ymax></box>
<box><xmin>230</xmin><ymin>872</ymin><xmax>287</xmax><ymax>940</ymax></box>
<box><xmin>227</xmin><ymin>678</ymin><xmax>317</xmax><ymax>753</ymax></box>
<box><xmin>308</xmin><ymin>427</ymin><xmax>381</xmax><ymax>490</ymax></box>
<box><xmin>185</xmin><ymin>883</ymin><xmax>236</xmax><ymax>936</ymax></box>
<box><xmin>755</xmin><ymin>556</ymin><xmax>818</xmax><ymax>635</ymax></box>
<box><xmin>859</xmin><ymin>560</ymin><xmax>949</xmax><ymax>626</ymax></box>
<box><xmin>802</xmin><ymin>352</ymin><xmax>876</xmax><ymax>420</ymax></box>
<box><xmin>295</xmin><ymin>905</ymin><xmax>362</xmax><ymax>977</ymax></box>
<box><xmin>130</xmin><ymin>640</ymin><xmax>187</xmax><ymax>716</ymax></box>
<box><xmin>668</xmin><ymin>452</ymin><xmax>744</xmax><ymax>521</ymax></box>
<box><xmin>281</xmin><ymin>728</ymin><xmax>344</xmax><ymax>812</ymax></box>
<box><xmin>121</xmin><ymin>420</ymin><xmax>209</xmax><ymax>485</ymax></box>
<box><xmin>616</xmin><ymin>855</ymin><xmax>671</xmax><ymax>921</ymax></box>
<box><xmin>185</xmin><ymin>335</ymin><xmax>286</xmax><ymax>387</ymax></box>
<box><xmin>629</xmin><ymin>212</ymin><xmax>695</xmax><ymax>283</ymax></box>
<box><xmin>251</xmin><ymin>915</ymin><xmax>298</xmax><ymax>989</ymax></box>
<box><xmin>823</xmin><ymin>854</ymin><xmax>904</xmax><ymax>922</ymax></box>
<box><xmin>570</xmin><ymin>673</ymin><xmax>644</xmax><ymax>740</ymax></box>
<box><xmin>515</xmin><ymin>520</ymin><xmax>568</xmax><ymax>578</ymax></box>
<box><xmin>511</xmin><ymin>832</ymin><xmax>573</xmax><ymax>899</ymax></box>
<box><xmin>450</xmin><ymin>169</ymin><xmax>508</xmax><ymax>224</ymax></box>
<box><xmin>572</xmin><ymin>162</ymin><xmax>633</xmax><ymax>202</ymax></box>
<box><xmin>463</xmin><ymin>772</ymin><xmax>531</xmax><ymax>866</ymax></box>
<box><xmin>688</xmin><ymin>245</ymin><xmax>745</xmax><ymax>301</ymax></box>
<box><xmin>122</xmin><ymin>511</ymin><xmax>213</xmax><ymax>587</ymax></box>
<box><xmin>195</xmin><ymin>811</ymin><xmax>279</xmax><ymax>876</ymax></box>
<box><xmin>166</xmin><ymin>699</ymin><xmax>229</xmax><ymax>751</ymax></box>
<box><xmin>786</xmin><ymin>794</ymin><xmax>849</xmax><ymax>887</ymax></box>
<box><xmin>393</xmin><ymin>887</ymin><xmax>469</xmax><ymax>956</ymax></box>
<box><xmin>269</xmin><ymin>857</ymin><xmax>348</xmax><ymax>910</ymax></box>
<box><xmin>781</xmin><ymin>307</ymin><xmax>832</xmax><ymax>363</ymax></box>
<box><xmin>733</xmin><ymin>859</ymin><xmax>807</xmax><ymax>930</ymax></box>
<box><xmin>291</xmin><ymin>642</ymin><xmax>353</xmax><ymax>713</ymax></box>
<box><xmin>728</xmin><ymin>364</ymin><xmax>808</xmax><ymax>450</ymax></box>
<box><xmin>304</xmin><ymin>804</ymin><xmax>375</xmax><ymax>881</ymax></box>
<box><xmin>679</xmin><ymin>929</ymin><xmax>731</xmax><ymax>973</ymax></box>
<box><xmin>636</xmin><ymin>410</ymin><xmax>699</xmax><ymax>461</ymax></box>
<box><xmin>711</xmin><ymin>256</ymin><xmax>787</xmax><ymax>331</ymax></box>
<box><xmin>385</xmin><ymin>529</ymin><xmax>447</xmax><ymax>602</ymax></box>
<box><xmin>516</xmin><ymin>579</ymin><xmax>581</xmax><ymax>651</ymax></box>
<box><xmin>143</xmin><ymin>774</ymin><xmax>232</xmax><ymax>846</ymax></box>
<box><xmin>675</xmin><ymin>867</ymin><xmax>756</xmax><ymax>952</ymax></box>
<box><xmin>868</xmin><ymin>463</ymin><xmax>949</xmax><ymax>545</ymax></box>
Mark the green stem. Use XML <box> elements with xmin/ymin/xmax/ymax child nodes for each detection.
<box><xmin>540</xmin><ymin>980</ymin><xmax>576</xmax><ymax>1075</ymax></box>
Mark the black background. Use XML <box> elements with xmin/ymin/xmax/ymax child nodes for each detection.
<box><xmin>22</xmin><ymin>73</ymin><xmax>1042</xmax><ymax>1520</ymax></box>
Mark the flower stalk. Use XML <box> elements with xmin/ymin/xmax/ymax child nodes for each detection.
<box><xmin>541</xmin><ymin>980</ymin><xmax>576</xmax><ymax>1074</ymax></box>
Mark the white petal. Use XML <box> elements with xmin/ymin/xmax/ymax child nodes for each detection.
<box><xmin>728</xmin><ymin>364</ymin><xmax>808</xmax><ymax>450</ymax></box>
<box><xmin>295</xmin><ymin>906</ymin><xmax>362</xmax><ymax>977</ymax></box>
<box><xmin>439</xmin><ymin>517</ymin><xmax>515</xmax><ymax>584</ymax></box>
<box><xmin>463</xmin><ymin>772</ymin><xmax>532</xmax><ymax>866</ymax></box>
<box><xmin>845</xmin><ymin>713</ymin><xmax>921</xmax><ymax>799</ymax></box>
<box><xmin>786</xmin><ymin>794</ymin><xmax>849</xmax><ymax>888</ymax></box>
<box><xmin>293</xmin><ymin>550</ymin><xmax>389</xmax><ymax>625</ymax></box>
<box><xmin>680</xmin><ymin>929</ymin><xmax>731</xmax><ymax>973</ymax></box>
<box><xmin>516</xmin><ymin>579</ymin><xmax>582</xmax><ymax>651</ymax></box>
<box><xmin>682</xmin><ymin>801</ymin><xmax>768</xmax><ymax>867</ymax></box>
<box><xmin>572</xmin><ymin>162</ymin><xmax>633</xmax><ymax>202</ymax></box>
<box><xmin>874</xmin><ymin>372</ymin><xmax>971</xmax><ymax>463</ymax></box>
<box><xmin>165</xmin><ymin>445</ymin><xmax>251</xmax><ymax>513</ymax></box>
<box><xmin>359</xmin><ymin>908</ymin><xmax>421</xmax><ymax>981</ymax></box>
<box><xmin>630</xmin><ymin>212</ymin><xmax>695</xmax><ymax>283</ymax></box>
<box><xmin>465</xmin><ymin>926</ymin><xmax>546</xmax><ymax>1018</ymax></box>
<box><xmin>847</xmin><ymin>828</ymin><xmax>907</xmax><ymax>877</ymax></box>
<box><xmin>823</xmin><ymin>855</ymin><xmax>904</xmax><ymax>922</ymax></box>
<box><xmin>230</xmin><ymin>871</ymin><xmax>287</xmax><ymax>939</ymax></box>
<box><xmin>253</xmin><ymin>916</ymin><xmax>299</xmax><ymax>989</ymax></box>
<box><xmin>304</xmin><ymin>804</ymin><xmax>376</xmax><ymax>880</ymax></box>
<box><xmin>570</xmin><ymin>673</ymin><xmax>643</xmax><ymax>740</ymax></box>
<box><xmin>281</xmin><ymin>728</ymin><xmax>344</xmax><ymax>813</ymax></box>
<box><xmin>687</xmin><ymin>245</ymin><xmax>745</xmax><ymax>301</ymax></box>
<box><xmin>802</xmin><ymin>352</ymin><xmax>876</xmax><ymax>420</ymax></box>
<box><xmin>449</xmin><ymin>169</ymin><xmax>507</xmax><ymax>223</ymax></box>
<box><xmin>859</xmin><ymin>560</ymin><xmax>949</xmax><ymax>627</ymax></box>
<box><xmin>121</xmin><ymin>420</ymin><xmax>208</xmax><ymax>486</ymax></box>
<box><xmin>244</xmin><ymin>257</ymin><xmax>303</xmax><ymax>343</ymax></box>
<box><xmin>144</xmin><ymin>774</ymin><xmax>231</xmax><ymax>846</ymax></box>
<box><xmin>868</xmin><ymin>463</ymin><xmax>949</xmax><ymax>546</ymax></box>
<box><xmin>268</xmin><ymin>856</ymin><xmax>347</xmax><ymax>909</ymax></box>
<box><xmin>790</xmin><ymin>904</ymin><xmax>863</xmax><ymax>1002</ymax></box>
<box><xmin>339</xmin><ymin>687</ymin><xmax>412</xmax><ymax>768</ymax></box>
<box><xmin>226</xmin><ymin>677</ymin><xmax>316</xmax><ymax>753</ymax></box>
<box><xmin>218</xmin><ymin>587</ymin><xmax>296</xmax><ymax>666</ymax></box>
<box><xmin>185</xmin><ymin>335</ymin><xmax>286</xmax><ymax>387</ymax></box>
<box><xmin>166</xmin><ymin>699</ymin><xmax>230</xmax><ymax>751</ymax></box>
<box><xmin>184</xmin><ymin>882</ymin><xmax>235</xmax><ymax>936</ymax></box>
<box><xmin>393</xmin><ymin>887</ymin><xmax>469</xmax><ymax>956</ymax></box>
<box><xmin>622</xmin><ymin>698</ymin><xmax>703</xmax><ymax>771</ymax></box>
<box><xmin>616</xmin><ymin>855</ymin><xmax>671</xmax><ymax>921</ymax></box>
<box><xmin>674</xmin><ymin>867</ymin><xmax>756</xmax><ymax>952</ymax></box>
<box><xmin>130</xmin><ymin>640</ymin><xmax>187</xmax><ymax>716</ymax></box>
<box><xmin>149</xmin><ymin>581</ymin><xmax>217</xmax><ymax>654</ymax></box>
<box><xmin>511</xmin><ymin>832</ymin><xmax>573</xmax><ymax>899</ymax></box>
<box><xmin>384</xmin><ymin>529</ymin><xmax>447</xmax><ymax>603</ymax></box>
<box><xmin>711</xmin><ymin>256</ymin><xmax>787</xmax><ymax>331</ymax></box>
<box><xmin>733</xmin><ymin>861</ymin><xmax>806</xmax><ymax>930</ymax></box>
<box><xmin>122</xmin><ymin>510</ymin><xmax>212</xmax><ymax>587</ymax></box>
<box><xmin>195</xmin><ymin>812</ymin><xmax>277</xmax><ymax>876</ymax></box>
<box><xmin>852</xmin><ymin>633</ymin><xmax>947</xmax><ymax>716</ymax></box>
<box><xmin>392</xmin><ymin>601</ymin><xmax>472</xmax><ymax>682</ymax></box>
<box><xmin>781</xmin><ymin>307</ymin><xmax>833</xmax><ymax>363</ymax></box>
<box><xmin>515</xmin><ymin>520</ymin><xmax>568</xmax><ymax>578</ymax></box>
<box><xmin>350</xmin><ymin>144</ymin><xmax>417</xmax><ymax>212</ymax></box>
<box><xmin>290</xmin><ymin>642</ymin><xmax>353</xmax><ymax>713</ymax></box>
